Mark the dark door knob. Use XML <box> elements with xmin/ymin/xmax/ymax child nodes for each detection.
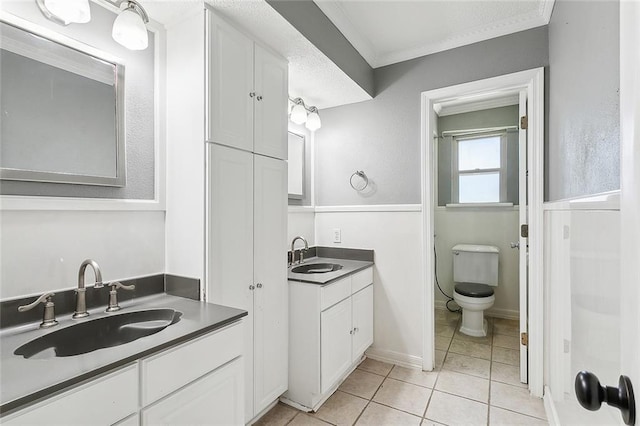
<box><xmin>575</xmin><ymin>371</ymin><xmax>636</xmax><ymax>425</ymax></box>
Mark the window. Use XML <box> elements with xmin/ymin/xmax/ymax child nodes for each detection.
<box><xmin>452</xmin><ymin>133</ymin><xmax>507</xmax><ymax>203</ymax></box>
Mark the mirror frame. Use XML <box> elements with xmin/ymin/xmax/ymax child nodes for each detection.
<box><xmin>287</xmin><ymin>131</ymin><xmax>305</xmax><ymax>200</ymax></box>
<box><xmin>0</xmin><ymin>19</ymin><xmax>126</xmax><ymax>187</ymax></box>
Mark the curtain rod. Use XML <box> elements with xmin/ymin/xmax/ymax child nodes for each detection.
<box><xmin>437</xmin><ymin>126</ymin><xmax>519</xmax><ymax>138</ymax></box>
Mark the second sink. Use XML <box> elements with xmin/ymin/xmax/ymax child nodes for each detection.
<box><xmin>14</xmin><ymin>309</ymin><xmax>182</xmax><ymax>359</ymax></box>
<box><xmin>291</xmin><ymin>263</ymin><xmax>343</xmax><ymax>274</ymax></box>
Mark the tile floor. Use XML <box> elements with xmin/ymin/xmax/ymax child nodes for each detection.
<box><xmin>256</xmin><ymin>311</ymin><xmax>547</xmax><ymax>426</ymax></box>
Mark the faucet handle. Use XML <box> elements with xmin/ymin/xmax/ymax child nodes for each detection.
<box><xmin>106</xmin><ymin>282</ymin><xmax>135</xmax><ymax>312</ymax></box>
<box><xmin>18</xmin><ymin>292</ymin><xmax>58</xmax><ymax>328</ymax></box>
<box><xmin>109</xmin><ymin>281</ymin><xmax>135</xmax><ymax>291</ymax></box>
<box><xmin>18</xmin><ymin>292</ymin><xmax>55</xmax><ymax>312</ymax></box>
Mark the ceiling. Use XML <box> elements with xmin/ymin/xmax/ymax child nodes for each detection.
<box><xmin>139</xmin><ymin>0</ymin><xmax>372</xmax><ymax>110</ymax></box>
<box><xmin>314</xmin><ymin>0</ymin><xmax>555</xmax><ymax>68</ymax></box>
<box><xmin>136</xmin><ymin>0</ymin><xmax>555</xmax><ymax>109</ymax></box>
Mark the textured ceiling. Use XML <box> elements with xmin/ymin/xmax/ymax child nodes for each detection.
<box><xmin>314</xmin><ymin>0</ymin><xmax>555</xmax><ymax>68</ymax></box>
<box><xmin>140</xmin><ymin>0</ymin><xmax>372</xmax><ymax>109</ymax></box>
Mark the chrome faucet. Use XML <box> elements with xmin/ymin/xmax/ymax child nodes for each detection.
<box><xmin>73</xmin><ymin>259</ymin><xmax>103</xmax><ymax>319</ymax></box>
<box><xmin>290</xmin><ymin>236</ymin><xmax>309</xmax><ymax>266</ymax></box>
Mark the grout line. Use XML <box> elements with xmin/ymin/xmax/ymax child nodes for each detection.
<box><xmin>350</xmin><ymin>361</ymin><xmax>395</xmax><ymax>425</ymax></box>
<box><xmin>488</xmin><ymin>404</ymin><xmax>548</xmax><ymax>421</ymax></box>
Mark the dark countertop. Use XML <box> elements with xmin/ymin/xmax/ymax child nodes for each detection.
<box><xmin>0</xmin><ymin>294</ymin><xmax>247</xmax><ymax>416</ymax></box>
<box><xmin>287</xmin><ymin>256</ymin><xmax>374</xmax><ymax>285</ymax></box>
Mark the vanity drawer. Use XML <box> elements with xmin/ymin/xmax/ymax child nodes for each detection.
<box><xmin>351</xmin><ymin>268</ymin><xmax>373</xmax><ymax>294</ymax></box>
<box><xmin>140</xmin><ymin>321</ymin><xmax>243</xmax><ymax>406</ymax></box>
<box><xmin>321</xmin><ymin>277</ymin><xmax>351</xmax><ymax>311</ymax></box>
<box><xmin>3</xmin><ymin>364</ymin><xmax>138</xmax><ymax>426</ymax></box>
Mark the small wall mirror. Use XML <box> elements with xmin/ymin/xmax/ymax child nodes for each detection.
<box><xmin>287</xmin><ymin>131</ymin><xmax>305</xmax><ymax>199</ymax></box>
<box><xmin>0</xmin><ymin>20</ymin><xmax>125</xmax><ymax>187</ymax></box>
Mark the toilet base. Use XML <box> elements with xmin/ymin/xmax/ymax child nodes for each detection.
<box><xmin>459</xmin><ymin>312</ymin><xmax>489</xmax><ymax>337</ymax></box>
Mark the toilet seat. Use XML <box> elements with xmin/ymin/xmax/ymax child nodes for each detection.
<box><xmin>454</xmin><ymin>283</ymin><xmax>494</xmax><ymax>298</ymax></box>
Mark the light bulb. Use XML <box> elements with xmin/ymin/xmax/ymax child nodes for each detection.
<box><xmin>112</xmin><ymin>7</ymin><xmax>148</xmax><ymax>51</ymax></box>
<box><xmin>305</xmin><ymin>109</ymin><xmax>321</xmax><ymax>131</ymax></box>
<box><xmin>290</xmin><ymin>103</ymin><xmax>307</xmax><ymax>125</ymax></box>
<box><xmin>44</xmin><ymin>0</ymin><xmax>91</xmax><ymax>24</ymax></box>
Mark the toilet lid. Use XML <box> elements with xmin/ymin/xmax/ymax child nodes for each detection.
<box><xmin>455</xmin><ymin>283</ymin><xmax>494</xmax><ymax>298</ymax></box>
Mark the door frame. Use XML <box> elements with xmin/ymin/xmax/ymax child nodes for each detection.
<box><xmin>619</xmin><ymin>0</ymin><xmax>639</xmax><ymax>397</ymax></box>
<box><xmin>420</xmin><ymin>68</ymin><xmax>545</xmax><ymax>397</ymax></box>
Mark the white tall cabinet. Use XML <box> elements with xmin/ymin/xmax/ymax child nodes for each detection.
<box><xmin>166</xmin><ymin>6</ymin><xmax>288</xmax><ymax>422</ymax></box>
<box><xmin>206</xmin><ymin>9</ymin><xmax>289</xmax><ymax>423</ymax></box>
<box><xmin>207</xmin><ymin>12</ymin><xmax>288</xmax><ymax>160</ymax></box>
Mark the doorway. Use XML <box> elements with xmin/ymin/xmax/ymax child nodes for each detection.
<box><xmin>420</xmin><ymin>68</ymin><xmax>545</xmax><ymax>397</ymax></box>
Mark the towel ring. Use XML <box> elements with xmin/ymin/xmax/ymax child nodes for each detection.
<box><xmin>350</xmin><ymin>170</ymin><xmax>369</xmax><ymax>191</ymax></box>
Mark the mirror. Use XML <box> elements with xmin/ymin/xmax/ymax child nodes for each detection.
<box><xmin>0</xmin><ymin>20</ymin><xmax>125</xmax><ymax>187</ymax></box>
<box><xmin>287</xmin><ymin>131</ymin><xmax>305</xmax><ymax>199</ymax></box>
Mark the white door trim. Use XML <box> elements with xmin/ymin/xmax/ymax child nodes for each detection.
<box><xmin>420</xmin><ymin>68</ymin><xmax>545</xmax><ymax>397</ymax></box>
<box><xmin>619</xmin><ymin>0</ymin><xmax>640</xmax><ymax>399</ymax></box>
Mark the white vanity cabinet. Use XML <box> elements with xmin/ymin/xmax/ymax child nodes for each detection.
<box><xmin>207</xmin><ymin>144</ymin><xmax>288</xmax><ymax>422</ymax></box>
<box><xmin>207</xmin><ymin>11</ymin><xmax>288</xmax><ymax>160</ymax></box>
<box><xmin>284</xmin><ymin>267</ymin><xmax>374</xmax><ymax>411</ymax></box>
<box><xmin>2</xmin><ymin>364</ymin><xmax>139</xmax><ymax>425</ymax></box>
<box><xmin>2</xmin><ymin>322</ymin><xmax>244</xmax><ymax>426</ymax></box>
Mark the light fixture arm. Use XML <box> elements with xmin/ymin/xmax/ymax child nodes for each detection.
<box><xmin>36</xmin><ymin>0</ymin><xmax>68</xmax><ymax>26</ymax></box>
<box><xmin>289</xmin><ymin>97</ymin><xmax>318</xmax><ymax>114</ymax></box>
<box><xmin>121</xmin><ymin>0</ymin><xmax>149</xmax><ymax>23</ymax></box>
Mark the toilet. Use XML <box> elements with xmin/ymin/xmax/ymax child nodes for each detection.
<box><xmin>452</xmin><ymin>244</ymin><xmax>499</xmax><ymax>337</ymax></box>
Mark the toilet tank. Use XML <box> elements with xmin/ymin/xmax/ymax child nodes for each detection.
<box><xmin>452</xmin><ymin>244</ymin><xmax>499</xmax><ymax>286</ymax></box>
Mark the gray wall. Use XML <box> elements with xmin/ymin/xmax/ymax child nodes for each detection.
<box><xmin>546</xmin><ymin>0</ymin><xmax>619</xmax><ymax>200</ymax></box>
<box><xmin>314</xmin><ymin>27</ymin><xmax>548</xmax><ymax>206</ymax></box>
<box><xmin>0</xmin><ymin>2</ymin><xmax>155</xmax><ymax>199</ymax></box>
<box><xmin>437</xmin><ymin>106</ymin><xmax>520</xmax><ymax>205</ymax></box>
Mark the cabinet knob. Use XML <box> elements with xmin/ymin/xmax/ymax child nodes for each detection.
<box><xmin>256</xmin><ymin>95</ymin><xmax>263</xmax><ymax>101</ymax></box>
<box><xmin>249</xmin><ymin>92</ymin><xmax>256</xmax><ymax>98</ymax></box>
<box><xmin>249</xmin><ymin>285</ymin><xmax>255</xmax><ymax>290</ymax></box>
<box><xmin>256</xmin><ymin>283</ymin><xmax>263</xmax><ymax>289</ymax></box>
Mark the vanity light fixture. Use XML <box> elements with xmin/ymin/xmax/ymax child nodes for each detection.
<box><xmin>288</xmin><ymin>97</ymin><xmax>322</xmax><ymax>131</ymax></box>
<box><xmin>305</xmin><ymin>107</ymin><xmax>322</xmax><ymax>131</ymax></box>
<box><xmin>36</xmin><ymin>0</ymin><xmax>91</xmax><ymax>26</ymax></box>
<box><xmin>290</xmin><ymin>98</ymin><xmax>308</xmax><ymax>125</ymax></box>
<box><xmin>36</xmin><ymin>0</ymin><xmax>151</xmax><ymax>52</ymax></box>
<box><xmin>112</xmin><ymin>0</ymin><xmax>149</xmax><ymax>51</ymax></box>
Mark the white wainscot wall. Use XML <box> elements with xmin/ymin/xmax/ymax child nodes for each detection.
<box><xmin>287</xmin><ymin>208</ymin><xmax>315</xmax><ymax>246</ymax></box>
<box><xmin>315</xmin><ymin>210</ymin><xmax>423</xmax><ymax>368</ymax></box>
<box><xmin>544</xmin><ymin>193</ymin><xmax>621</xmax><ymax>425</ymax></box>
<box><xmin>434</xmin><ymin>207</ymin><xmax>520</xmax><ymax>318</ymax></box>
<box><xmin>0</xmin><ymin>210</ymin><xmax>165</xmax><ymax>299</ymax></box>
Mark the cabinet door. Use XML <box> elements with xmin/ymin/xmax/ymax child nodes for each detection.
<box><xmin>142</xmin><ymin>357</ymin><xmax>244</xmax><ymax>426</ymax></box>
<box><xmin>206</xmin><ymin>143</ymin><xmax>254</xmax><ymax>419</ymax></box>
<box><xmin>207</xmin><ymin>12</ymin><xmax>254</xmax><ymax>151</ymax></box>
<box><xmin>3</xmin><ymin>364</ymin><xmax>138</xmax><ymax>425</ymax></box>
<box><xmin>253</xmin><ymin>155</ymin><xmax>288</xmax><ymax>414</ymax></box>
<box><xmin>253</xmin><ymin>45</ymin><xmax>288</xmax><ymax>160</ymax></box>
<box><xmin>320</xmin><ymin>298</ymin><xmax>353</xmax><ymax>393</ymax></box>
<box><xmin>352</xmin><ymin>285</ymin><xmax>374</xmax><ymax>362</ymax></box>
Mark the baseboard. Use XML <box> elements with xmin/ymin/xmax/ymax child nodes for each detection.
<box><xmin>543</xmin><ymin>386</ymin><xmax>561</xmax><ymax>426</ymax></box>
<box><xmin>365</xmin><ymin>347</ymin><xmax>422</xmax><ymax>369</ymax></box>
<box><xmin>434</xmin><ymin>300</ymin><xmax>519</xmax><ymax>320</ymax></box>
